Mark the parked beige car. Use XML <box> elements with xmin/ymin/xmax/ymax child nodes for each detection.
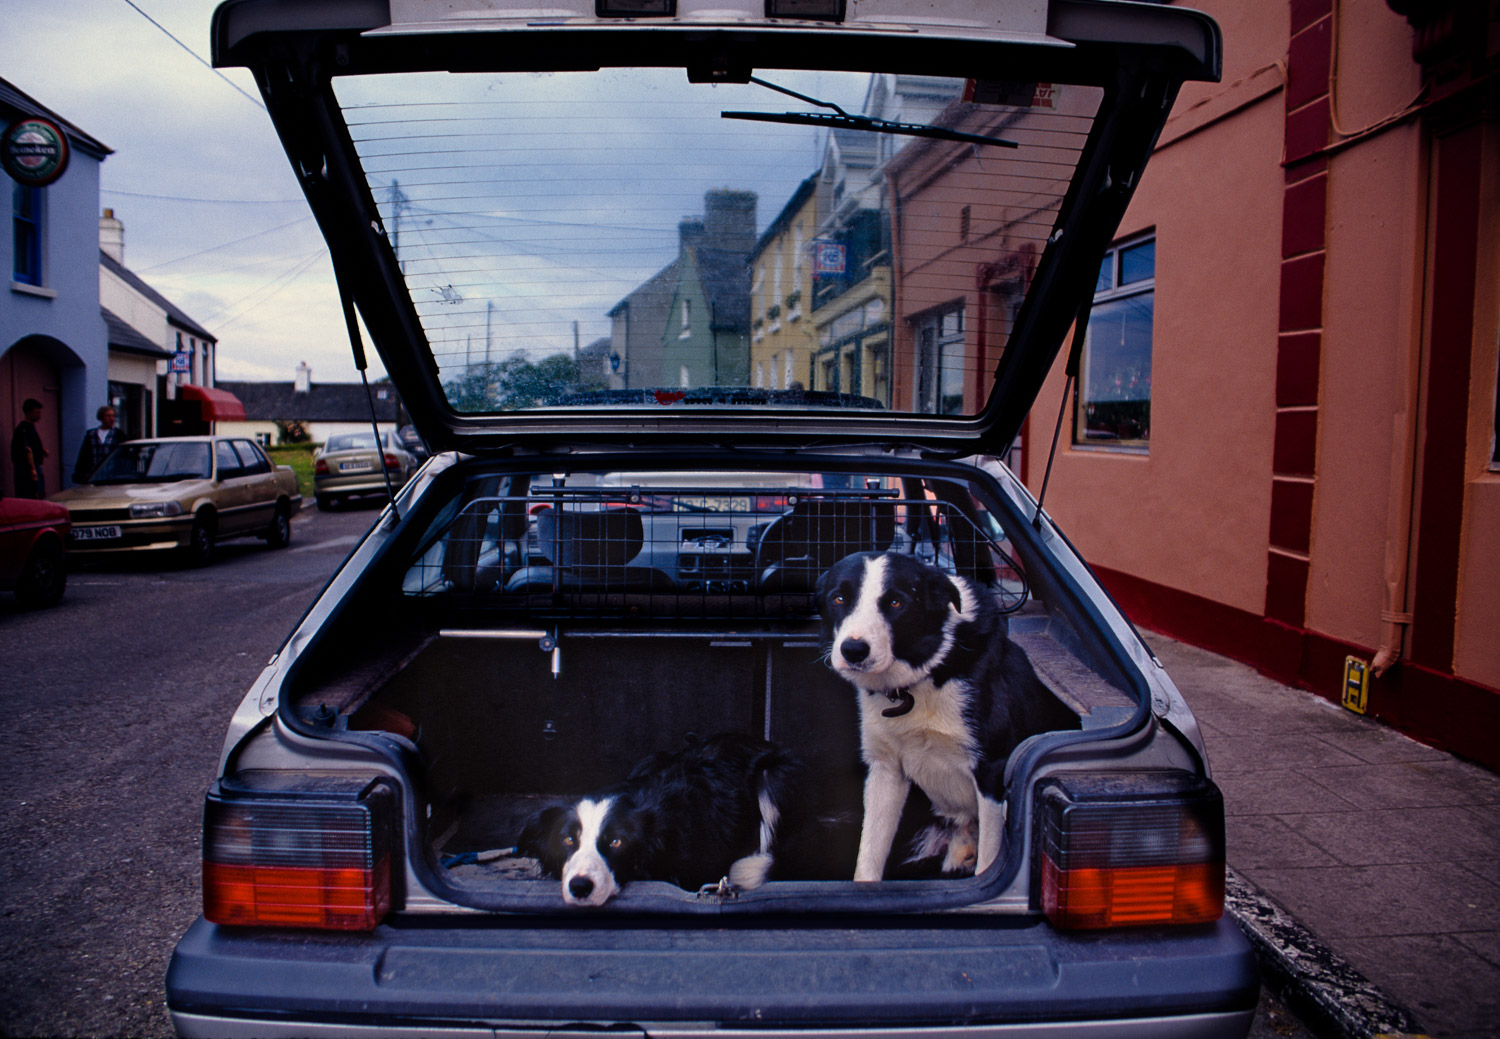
<box><xmin>313</xmin><ymin>430</ymin><xmax>418</xmax><ymax>510</ymax></box>
<box><xmin>53</xmin><ymin>436</ymin><xmax>301</xmax><ymax>565</ymax></box>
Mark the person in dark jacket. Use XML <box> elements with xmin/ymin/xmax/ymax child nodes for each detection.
<box><xmin>73</xmin><ymin>404</ymin><xmax>124</xmax><ymax>483</ymax></box>
<box><xmin>10</xmin><ymin>398</ymin><xmax>49</xmax><ymax>499</ymax></box>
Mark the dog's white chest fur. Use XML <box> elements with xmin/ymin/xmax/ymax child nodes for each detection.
<box><xmin>859</xmin><ymin>678</ymin><xmax>979</xmax><ymax>821</ymax></box>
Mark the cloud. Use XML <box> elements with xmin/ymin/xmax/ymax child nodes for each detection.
<box><xmin>2</xmin><ymin>0</ymin><xmax>372</xmax><ymax>381</ymax></box>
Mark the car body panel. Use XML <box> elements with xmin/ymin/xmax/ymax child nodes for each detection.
<box><xmin>52</xmin><ymin>436</ymin><xmax>301</xmax><ymax>555</ymax></box>
<box><xmin>169</xmin><ymin>915</ymin><xmax>1257</xmax><ymax>1037</ymax></box>
<box><xmin>314</xmin><ymin>432</ymin><xmax>418</xmax><ymax>506</ymax></box>
<box><xmin>171</xmin><ymin>2</ymin><xmax>1251</xmax><ymax>1036</ymax></box>
<box><xmin>0</xmin><ymin>495</ymin><xmax>70</xmax><ymax>606</ymax></box>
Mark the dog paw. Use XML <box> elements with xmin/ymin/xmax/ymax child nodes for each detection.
<box><xmin>941</xmin><ymin>820</ymin><xmax>978</xmax><ymax>875</ymax></box>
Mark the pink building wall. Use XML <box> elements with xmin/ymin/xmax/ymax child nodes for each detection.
<box><xmin>1022</xmin><ymin>0</ymin><xmax>1500</xmax><ymax>767</ymax></box>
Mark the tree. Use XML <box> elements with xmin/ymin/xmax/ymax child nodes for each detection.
<box><xmin>441</xmin><ymin>353</ymin><xmax>581</xmax><ymax>411</ymax></box>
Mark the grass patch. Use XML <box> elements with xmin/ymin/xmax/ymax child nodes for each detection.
<box><xmin>267</xmin><ymin>443</ymin><xmax>319</xmax><ymax>500</ymax></box>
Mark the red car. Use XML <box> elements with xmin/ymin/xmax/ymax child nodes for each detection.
<box><xmin>0</xmin><ymin>494</ymin><xmax>70</xmax><ymax>608</ymax></box>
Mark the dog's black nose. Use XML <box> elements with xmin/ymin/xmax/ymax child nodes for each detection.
<box><xmin>569</xmin><ymin>876</ymin><xmax>594</xmax><ymax>899</ymax></box>
<box><xmin>841</xmin><ymin>638</ymin><xmax>870</xmax><ymax>664</ymax></box>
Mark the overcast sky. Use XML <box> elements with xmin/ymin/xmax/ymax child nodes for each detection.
<box><xmin>3</xmin><ymin>0</ymin><xmax>372</xmax><ymax>383</ymax></box>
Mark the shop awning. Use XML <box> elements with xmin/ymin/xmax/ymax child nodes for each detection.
<box><xmin>179</xmin><ymin>384</ymin><xmax>247</xmax><ymax>422</ymax></box>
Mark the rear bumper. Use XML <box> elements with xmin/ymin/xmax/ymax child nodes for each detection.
<box><xmin>315</xmin><ymin>472</ymin><xmax>409</xmax><ymax>498</ymax></box>
<box><xmin>67</xmin><ymin>515</ymin><xmax>193</xmax><ymax>553</ymax></box>
<box><xmin>167</xmin><ymin>915</ymin><xmax>1258</xmax><ymax>1038</ymax></box>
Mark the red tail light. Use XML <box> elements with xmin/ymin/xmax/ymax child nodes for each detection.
<box><xmin>201</xmin><ymin>778</ymin><xmax>396</xmax><ymax>931</ymax></box>
<box><xmin>315</xmin><ymin>459</ymin><xmax>329</xmax><ymax>475</ymax></box>
<box><xmin>1035</xmin><ymin>770</ymin><xmax>1225</xmax><ymax>930</ymax></box>
<box><xmin>384</xmin><ymin>453</ymin><xmax>401</xmax><ymax>469</ymax></box>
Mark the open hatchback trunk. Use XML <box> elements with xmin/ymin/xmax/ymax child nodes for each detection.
<box><xmin>168</xmin><ymin>3</ymin><xmax>1259</xmax><ymax>1037</ymax></box>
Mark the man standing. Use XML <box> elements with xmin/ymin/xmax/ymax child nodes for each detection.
<box><xmin>73</xmin><ymin>404</ymin><xmax>123</xmax><ymax>483</ymax></box>
<box><xmin>9</xmin><ymin>398</ymin><xmax>49</xmax><ymax>499</ymax></box>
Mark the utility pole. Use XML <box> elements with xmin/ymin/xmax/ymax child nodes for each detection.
<box><xmin>389</xmin><ymin>180</ymin><xmax>409</xmax><ymax>274</ymax></box>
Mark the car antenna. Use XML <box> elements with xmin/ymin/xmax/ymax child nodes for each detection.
<box><xmin>335</xmin><ymin>270</ymin><xmax>401</xmax><ymax>520</ymax></box>
<box><xmin>723</xmin><ymin>77</ymin><xmax>1018</xmax><ymax>149</ymax></box>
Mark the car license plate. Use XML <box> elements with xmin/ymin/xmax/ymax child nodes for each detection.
<box><xmin>74</xmin><ymin>525</ymin><xmax>122</xmax><ymax>541</ymax></box>
<box><xmin>339</xmin><ymin>461</ymin><xmax>369</xmax><ymax>472</ymax></box>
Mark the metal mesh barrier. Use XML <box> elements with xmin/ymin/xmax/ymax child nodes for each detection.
<box><xmin>405</xmin><ymin>484</ymin><xmax>1026</xmax><ymax>622</ymax></box>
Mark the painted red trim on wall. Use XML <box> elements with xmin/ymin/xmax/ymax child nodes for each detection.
<box><xmin>1277</xmin><ymin>252</ymin><xmax>1326</xmax><ymax>332</ymax></box>
<box><xmin>1269</xmin><ymin>478</ymin><xmax>1314</xmax><ymax>553</ymax></box>
<box><xmin>1285</xmin><ymin>97</ymin><xmax>1332</xmax><ymax>164</ymax></box>
<box><xmin>1265</xmin><ymin>551</ymin><xmax>1310</xmax><ymax>627</ymax></box>
<box><xmin>1281</xmin><ymin>174</ymin><xmax>1328</xmax><ymax>259</ymax></box>
<box><xmin>1276</xmin><ymin>332</ymin><xmax>1321</xmax><ymax>406</ymax></box>
<box><xmin>1273</xmin><ymin>409</ymin><xmax>1318</xmax><ymax>476</ymax></box>
<box><xmin>1286</xmin><ymin>18</ymin><xmax>1333</xmax><ymax>112</ymax></box>
<box><xmin>1289</xmin><ymin>0</ymin><xmax>1332</xmax><ymax>36</ymax></box>
<box><xmin>1410</xmin><ymin>123</ymin><xmax>1482</xmax><ymax>672</ymax></box>
<box><xmin>1092</xmin><ymin>564</ymin><xmax>1500</xmax><ymax>772</ymax></box>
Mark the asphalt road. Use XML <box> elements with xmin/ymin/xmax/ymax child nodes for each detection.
<box><xmin>0</xmin><ymin>500</ymin><xmax>381</xmax><ymax>1039</ymax></box>
<box><xmin>0</xmin><ymin>496</ymin><xmax>1311</xmax><ymax>1039</ymax></box>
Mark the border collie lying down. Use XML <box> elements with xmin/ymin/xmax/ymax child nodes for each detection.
<box><xmin>817</xmin><ymin>551</ymin><xmax>1077</xmax><ymax>882</ymax></box>
<box><xmin>519</xmin><ymin>733</ymin><xmax>800</xmax><ymax>906</ymax></box>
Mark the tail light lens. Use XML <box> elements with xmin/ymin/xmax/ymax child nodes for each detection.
<box><xmin>314</xmin><ymin>459</ymin><xmax>329</xmax><ymax>475</ymax></box>
<box><xmin>1035</xmin><ymin>770</ymin><xmax>1225</xmax><ymax>930</ymax></box>
<box><xmin>202</xmin><ymin>777</ymin><xmax>396</xmax><ymax>931</ymax></box>
<box><xmin>384</xmin><ymin>453</ymin><xmax>401</xmax><ymax>469</ymax></box>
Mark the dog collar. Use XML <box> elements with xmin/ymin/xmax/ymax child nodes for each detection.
<box><xmin>879</xmin><ymin>687</ymin><xmax>915</xmax><ymax>718</ymax></box>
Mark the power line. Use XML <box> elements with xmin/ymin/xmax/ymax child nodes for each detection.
<box><xmin>102</xmin><ymin>188</ymin><xmax>304</xmax><ymax>205</ymax></box>
<box><xmin>118</xmin><ymin>0</ymin><xmax>265</xmax><ymax>111</ymax></box>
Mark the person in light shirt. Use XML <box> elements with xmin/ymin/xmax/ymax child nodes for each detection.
<box><xmin>72</xmin><ymin>405</ymin><xmax>124</xmax><ymax>484</ymax></box>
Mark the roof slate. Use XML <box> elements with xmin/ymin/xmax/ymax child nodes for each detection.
<box><xmin>216</xmin><ymin>380</ymin><xmax>406</xmax><ymax>423</ymax></box>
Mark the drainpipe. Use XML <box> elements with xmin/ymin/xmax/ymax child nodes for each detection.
<box><xmin>1371</xmin><ymin>146</ymin><xmax>1429</xmax><ymax>678</ymax></box>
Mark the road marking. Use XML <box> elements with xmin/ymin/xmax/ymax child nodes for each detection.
<box><xmin>290</xmin><ymin>534</ymin><xmax>361</xmax><ymax>553</ymax></box>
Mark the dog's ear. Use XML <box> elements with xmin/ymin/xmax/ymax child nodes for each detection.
<box><xmin>815</xmin><ymin>564</ymin><xmax>834</xmax><ymax>601</ymax></box>
<box><xmin>519</xmin><ymin>805</ymin><xmax>568</xmax><ymax>874</ymax></box>
<box><xmin>928</xmin><ymin>572</ymin><xmax>963</xmax><ymax>617</ymax></box>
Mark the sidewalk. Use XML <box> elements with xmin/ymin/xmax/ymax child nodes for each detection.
<box><xmin>1148</xmin><ymin>633</ymin><xmax>1500</xmax><ymax>1039</ymax></box>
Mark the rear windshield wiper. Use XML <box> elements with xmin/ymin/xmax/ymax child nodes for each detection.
<box><xmin>722</xmin><ymin>76</ymin><xmax>1018</xmax><ymax>150</ymax></box>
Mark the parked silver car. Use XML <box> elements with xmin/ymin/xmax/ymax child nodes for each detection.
<box><xmin>169</xmin><ymin>1</ymin><xmax>1251</xmax><ymax>1036</ymax></box>
<box><xmin>313</xmin><ymin>430</ymin><xmax>419</xmax><ymax>509</ymax></box>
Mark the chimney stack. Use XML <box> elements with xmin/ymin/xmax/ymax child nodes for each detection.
<box><xmin>678</xmin><ymin>217</ymin><xmax>705</xmax><ymax>253</ymax></box>
<box><xmin>294</xmin><ymin>361</ymin><xmax>311</xmax><ymax>394</ymax></box>
<box><xmin>702</xmin><ymin>189</ymin><xmax>757</xmax><ymax>254</ymax></box>
<box><xmin>100</xmin><ymin>208</ymin><xmax>124</xmax><ymax>263</ymax></box>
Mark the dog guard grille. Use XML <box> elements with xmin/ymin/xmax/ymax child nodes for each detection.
<box><xmin>405</xmin><ymin>485</ymin><xmax>1027</xmax><ymax>622</ymax></box>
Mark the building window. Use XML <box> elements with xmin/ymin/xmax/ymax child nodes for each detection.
<box><xmin>754</xmin><ymin>361</ymin><xmax>765</xmax><ymax>388</ymax></box>
<box><xmin>12</xmin><ymin>183</ymin><xmax>43</xmax><ymax>286</ymax></box>
<box><xmin>785</xmin><ymin>351</ymin><xmax>795</xmax><ymax>390</ymax></box>
<box><xmin>913</xmin><ymin>303</ymin><xmax>966</xmax><ymax>415</ymax></box>
<box><xmin>1077</xmin><ymin>235</ymin><xmax>1154</xmax><ymax>447</ymax></box>
<box><xmin>868</xmin><ymin>345</ymin><xmax>889</xmax><ymax>406</ymax></box>
<box><xmin>680</xmin><ymin>364</ymin><xmax>690</xmax><ymax>389</ymax></box>
<box><xmin>1492</xmin><ymin>331</ymin><xmax>1500</xmax><ymax>470</ymax></box>
<box><xmin>679</xmin><ymin>299</ymin><xmax>691</xmax><ymax>338</ymax></box>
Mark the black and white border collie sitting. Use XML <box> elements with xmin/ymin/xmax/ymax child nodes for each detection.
<box><xmin>520</xmin><ymin>732</ymin><xmax>800</xmax><ymax>906</ymax></box>
<box><xmin>817</xmin><ymin>551</ymin><xmax>1076</xmax><ymax>882</ymax></box>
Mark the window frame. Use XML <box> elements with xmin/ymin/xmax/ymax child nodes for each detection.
<box><xmin>12</xmin><ymin>182</ymin><xmax>44</xmax><ymax>287</ymax></box>
<box><xmin>912</xmin><ymin>302</ymin><xmax>966</xmax><ymax>416</ymax></box>
<box><xmin>1074</xmin><ymin>232</ymin><xmax>1155</xmax><ymax>450</ymax></box>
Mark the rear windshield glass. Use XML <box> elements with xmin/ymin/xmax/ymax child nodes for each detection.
<box><xmin>326</xmin><ymin>432</ymin><xmax>382</xmax><ymax>452</ymax></box>
<box><xmin>333</xmin><ymin>70</ymin><xmax>1102</xmax><ymax>418</ymax></box>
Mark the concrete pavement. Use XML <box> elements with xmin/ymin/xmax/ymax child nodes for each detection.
<box><xmin>1148</xmin><ymin>633</ymin><xmax>1500</xmax><ymax>1039</ymax></box>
